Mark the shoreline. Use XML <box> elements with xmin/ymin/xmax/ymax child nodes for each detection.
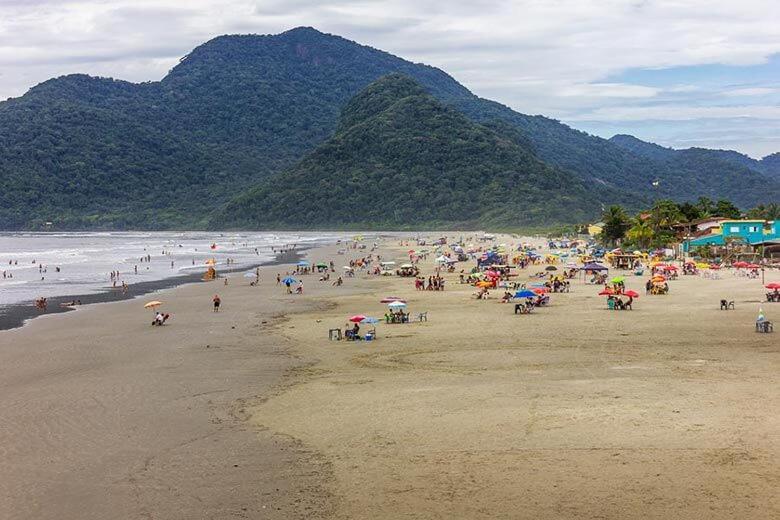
<box><xmin>0</xmin><ymin>248</ymin><xmax>307</xmax><ymax>331</ymax></box>
<box><xmin>0</xmin><ymin>238</ymin><xmax>358</xmax><ymax>519</ymax></box>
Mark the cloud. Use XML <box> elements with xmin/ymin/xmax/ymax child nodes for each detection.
<box><xmin>0</xmin><ymin>0</ymin><xmax>778</xmax><ymax>155</ymax></box>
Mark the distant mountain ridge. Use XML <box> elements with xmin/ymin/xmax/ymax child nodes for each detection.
<box><xmin>0</xmin><ymin>26</ymin><xmax>778</xmax><ymax>230</ymax></box>
<box><xmin>610</xmin><ymin>134</ymin><xmax>780</xmax><ymax>181</ymax></box>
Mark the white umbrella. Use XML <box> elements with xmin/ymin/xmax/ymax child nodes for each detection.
<box><xmin>387</xmin><ymin>301</ymin><xmax>407</xmax><ymax>309</ymax></box>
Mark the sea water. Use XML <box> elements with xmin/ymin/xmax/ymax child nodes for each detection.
<box><xmin>0</xmin><ymin>231</ymin><xmax>346</xmax><ymax>306</ymax></box>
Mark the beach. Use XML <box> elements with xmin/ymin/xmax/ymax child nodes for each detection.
<box><xmin>1</xmin><ymin>235</ymin><xmax>778</xmax><ymax>519</ymax></box>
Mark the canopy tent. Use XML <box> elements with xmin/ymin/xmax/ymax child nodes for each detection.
<box><xmin>582</xmin><ymin>262</ymin><xmax>608</xmax><ymax>271</ymax></box>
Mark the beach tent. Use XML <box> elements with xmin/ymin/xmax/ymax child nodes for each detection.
<box><xmin>582</xmin><ymin>262</ymin><xmax>608</xmax><ymax>271</ymax></box>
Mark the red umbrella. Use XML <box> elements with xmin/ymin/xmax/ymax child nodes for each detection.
<box><xmin>532</xmin><ymin>287</ymin><xmax>549</xmax><ymax>294</ymax></box>
<box><xmin>662</xmin><ymin>265</ymin><xmax>678</xmax><ymax>270</ymax></box>
<box><xmin>766</xmin><ymin>283</ymin><xmax>780</xmax><ymax>290</ymax></box>
<box><xmin>746</xmin><ymin>264</ymin><xmax>761</xmax><ymax>269</ymax></box>
<box><xmin>349</xmin><ymin>315</ymin><xmax>367</xmax><ymax>323</ymax></box>
<box><xmin>733</xmin><ymin>261</ymin><xmax>749</xmax><ymax>268</ymax></box>
<box><xmin>598</xmin><ymin>288</ymin><xmax>614</xmax><ymax>296</ymax></box>
<box><xmin>624</xmin><ymin>290</ymin><xmax>640</xmax><ymax>298</ymax></box>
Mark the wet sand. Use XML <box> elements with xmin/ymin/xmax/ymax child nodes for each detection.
<box><xmin>1</xmin><ymin>235</ymin><xmax>778</xmax><ymax>519</ymax></box>
<box><xmin>0</xmin><ymin>242</ymin><xmax>350</xmax><ymax>519</ymax></box>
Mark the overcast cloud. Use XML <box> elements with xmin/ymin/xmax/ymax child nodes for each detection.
<box><xmin>1</xmin><ymin>0</ymin><xmax>778</xmax><ymax>157</ymax></box>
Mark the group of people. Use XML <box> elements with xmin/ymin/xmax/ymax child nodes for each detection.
<box><xmin>415</xmin><ymin>276</ymin><xmax>445</xmax><ymax>291</ymax></box>
<box><xmin>384</xmin><ymin>310</ymin><xmax>410</xmax><ymax>323</ymax></box>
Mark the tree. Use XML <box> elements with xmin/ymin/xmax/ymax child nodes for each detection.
<box><xmin>600</xmin><ymin>205</ymin><xmax>630</xmax><ymax>246</ymax></box>
<box><xmin>715</xmin><ymin>199</ymin><xmax>741</xmax><ymax>219</ymax></box>
<box><xmin>626</xmin><ymin>219</ymin><xmax>654</xmax><ymax>249</ymax></box>
<box><xmin>648</xmin><ymin>199</ymin><xmax>684</xmax><ymax>231</ymax></box>
<box><xmin>696</xmin><ymin>197</ymin><xmax>715</xmax><ymax>217</ymax></box>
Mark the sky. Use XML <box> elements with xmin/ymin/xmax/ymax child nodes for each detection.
<box><xmin>1</xmin><ymin>0</ymin><xmax>778</xmax><ymax>158</ymax></box>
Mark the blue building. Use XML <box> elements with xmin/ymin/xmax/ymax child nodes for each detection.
<box><xmin>683</xmin><ymin>220</ymin><xmax>779</xmax><ymax>252</ymax></box>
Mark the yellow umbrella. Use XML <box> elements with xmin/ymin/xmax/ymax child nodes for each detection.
<box><xmin>144</xmin><ymin>301</ymin><xmax>162</xmax><ymax>309</ymax></box>
<box><xmin>476</xmin><ymin>281</ymin><xmax>492</xmax><ymax>288</ymax></box>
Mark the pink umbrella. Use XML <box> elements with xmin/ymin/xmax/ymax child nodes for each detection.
<box><xmin>380</xmin><ymin>297</ymin><xmax>406</xmax><ymax>303</ymax></box>
<box><xmin>624</xmin><ymin>290</ymin><xmax>640</xmax><ymax>298</ymax></box>
<box><xmin>349</xmin><ymin>315</ymin><xmax>367</xmax><ymax>323</ymax></box>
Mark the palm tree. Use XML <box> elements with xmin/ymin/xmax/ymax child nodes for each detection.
<box><xmin>626</xmin><ymin>219</ymin><xmax>654</xmax><ymax>249</ymax></box>
<box><xmin>601</xmin><ymin>205</ymin><xmax>630</xmax><ymax>246</ymax></box>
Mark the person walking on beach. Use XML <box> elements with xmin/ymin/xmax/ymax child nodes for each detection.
<box><xmin>276</xmin><ymin>273</ymin><xmax>281</xmax><ymax>285</ymax></box>
<box><xmin>212</xmin><ymin>294</ymin><xmax>221</xmax><ymax>312</ymax></box>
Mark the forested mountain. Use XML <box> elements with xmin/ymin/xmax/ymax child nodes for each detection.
<box><xmin>215</xmin><ymin>75</ymin><xmax>617</xmax><ymax>229</ymax></box>
<box><xmin>610</xmin><ymin>134</ymin><xmax>780</xmax><ymax>184</ymax></box>
<box><xmin>0</xmin><ymin>26</ymin><xmax>777</xmax><ymax>230</ymax></box>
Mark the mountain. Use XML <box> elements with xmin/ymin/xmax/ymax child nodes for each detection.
<box><xmin>0</xmin><ymin>26</ymin><xmax>777</xmax><ymax>230</ymax></box>
<box><xmin>214</xmin><ymin>75</ymin><xmax>614</xmax><ymax>229</ymax></box>
<box><xmin>608</xmin><ymin>135</ymin><xmax>780</xmax><ymax>203</ymax></box>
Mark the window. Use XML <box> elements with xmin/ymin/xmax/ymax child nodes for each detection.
<box><xmin>748</xmin><ymin>226</ymin><xmax>758</xmax><ymax>233</ymax></box>
<box><xmin>729</xmin><ymin>226</ymin><xmax>740</xmax><ymax>233</ymax></box>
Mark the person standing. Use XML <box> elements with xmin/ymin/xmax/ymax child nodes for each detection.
<box><xmin>212</xmin><ymin>294</ymin><xmax>221</xmax><ymax>312</ymax></box>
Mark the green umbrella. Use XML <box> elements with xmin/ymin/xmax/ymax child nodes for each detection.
<box><xmin>610</xmin><ymin>276</ymin><xmax>625</xmax><ymax>283</ymax></box>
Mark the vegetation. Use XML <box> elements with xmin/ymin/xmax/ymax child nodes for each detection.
<box><xmin>0</xmin><ymin>26</ymin><xmax>777</xmax><ymax>230</ymax></box>
<box><xmin>596</xmin><ymin>197</ymin><xmax>776</xmax><ymax>249</ymax></box>
<box><xmin>214</xmin><ymin>75</ymin><xmax>618</xmax><ymax>229</ymax></box>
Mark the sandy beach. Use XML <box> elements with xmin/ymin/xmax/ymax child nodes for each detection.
<box><xmin>1</xmin><ymin>235</ymin><xmax>778</xmax><ymax>519</ymax></box>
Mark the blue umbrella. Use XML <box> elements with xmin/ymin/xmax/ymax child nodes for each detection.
<box><xmin>361</xmin><ymin>317</ymin><xmax>380</xmax><ymax>324</ymax></box>
<box><xmin>296</xmin><ymin>260</ymin><xmax>309</xmax><ymax>266</ymax></box>
<box><xmin>514</xmin><ymin>290</ymin><xmax>536</xmax><ymax>298</ymax></box>
<box><xmin>282</xmin><ymin>276</ymin><xmax>297</xmax><ymax>284</ymax></box>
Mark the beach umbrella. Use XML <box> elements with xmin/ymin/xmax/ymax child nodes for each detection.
<box><xmin>205</xmin><ymin>259</ymin><xmax>217</xmax><ymax>266</ymax></box>
<box><xmin>610</xmin><ymin>276</ymin><xmax>625</xmax><ymax>283</ymax></box>
<box><xmin>387</xmin><ymin>301</ymin><xmax>407</xmax><ymax>309</ymax></box>
<box><xmin>598</xmin><ymin>289</ymin><xmax>614</xmax><ymax>296</ymax></box>
<box><xmin>144</xmin><ymin>300</ymin><xmax>163</xmax><ymax>309</ymax></box>
<box><xmin>400</xmin><ymin>263</ymin><xmax>414</xmax><ymax>269</ymax></box>
<box><xmin>281</xmin><ymin>276</ymin><xmax>297</xmax><ymax>284</ymax></box>
<box><xmin>348</xmin><ymin>315</ymin><xmax>367</xmax><ymax>323</ymax></box>
<box><xmin>316</xmin><ymin>262</ymin><xmax>328</xmax><ymax>268</ymax></box>
<box><xmin>296</xmin><ymin>260</ymin><xmax>309</xmax><ymax>266</ymax></box>
<box><xmin>243</xmin><ymin>272</ymin><xmax>257</xmax><ymax>278</ymax></box>
<box><xmin>765</xmin><ymin>283</ymin><xmax>780</xmax><ymax>290</ymax></box>
<box><xmin>733</xmin><ymin>261</ymin><xmax>749</xmax><ymax>268</ymax></box>
<box><xmin>545</xmin><ymin>266</ymin><xmax>558</xmax><ymax>271</ymax></box>
<box><xmin>435</xmin><ymin>255</ymin><xmax>450</xmax><ymax>263</ymax></box>
<box><xmin>380</xmin><ymin>297</ymin><xmax>406</xmax><ymax>303</ymax></box>
<box><xmin>624</xmin><ymin>290</ymin><xmax>640</xmax><ymax>298</ymax></box>
<box><xmin>476</xmin><ymin>281</ymin><xmax>492</xmax><ymax>288</ymax></box>
<box><xmin>532</xmin><ymin>288</ymin><xmax>549</xmax><ymax>294</ymax></box>
<box><xmin>361</xmin><ymin>317</ymin><xmax>380</xmax><ymax>325</ymax></box>
<box><xmin>514</xmin><ymin>290</ymin><xmax>536</xmax><ymax>298</ymax></box>
<box><xmin>746</xmin><ymin>264</ymin><xmax>761</xmax><ymax>269</ymax></box>
<box><xmin>651</xmin><ymin>275</ymin><xmax>666</xmax><ymax>282</ymax></box>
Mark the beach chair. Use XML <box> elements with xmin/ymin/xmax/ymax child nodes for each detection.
<box><xmin>329</xmin><ymin>328</ymin><xmax>342</xmax><ymax>341</ymax></box>
<box><xmin>607</xmin><ymin>299</ymin><xmax>615</xmax><ymax>310</ymax></box>
<box><xmin>720</xmin><ymin>300</ymin><xmax>735</xmax><ymax>310</ymax></box>
<box><xmin>416</xmin><ymin>311</ymin><xmax>428</xmax><ymax>322</ymax></box>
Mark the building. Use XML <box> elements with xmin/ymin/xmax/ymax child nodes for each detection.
<box><xmin>587</xmin><ymin>222</ymin><xmax>604</xmax><ymax>237</ymax></box>
<box><xmin>683</xmin><ymin>219</ymin><xmax>780</xmax><ymax>252</ymax></box>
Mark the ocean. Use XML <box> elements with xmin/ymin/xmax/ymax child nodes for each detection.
<box><xmin>0</xmin><ymin>231</ymin><xmax>347</xmax><ymax>309</ymax></box>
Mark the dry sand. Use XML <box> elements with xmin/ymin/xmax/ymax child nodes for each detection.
<box><xmin>1</xmin><ymin>235</ymin><xmax>778</xmax><ymax>519</ymax></box>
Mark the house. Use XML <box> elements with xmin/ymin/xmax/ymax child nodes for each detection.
<box><xmin>683</xmin><ymin>219</ymin><xmax>780</xmax><ymax>252</ymax></box>
<box><xmin>587</xmin><ymin>222</ymin><xmax>604</xmax><ymax>237</ymax></box>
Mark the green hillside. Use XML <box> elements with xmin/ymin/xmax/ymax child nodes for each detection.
<box><xmin>0</xmin><ymin>26</ymin><xmax>776</xmax><ymax>230</ymax></box>
<box><xmin>215</xmin><ymin>75</ymin><xmax>615</xmax><ymax>230</ymax></box>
